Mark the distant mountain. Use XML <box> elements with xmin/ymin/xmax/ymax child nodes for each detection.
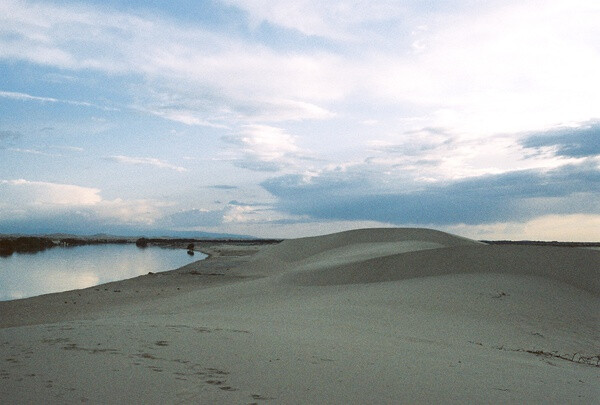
<box><xmin>132</xmin><ymin>229</ymin><xmax>257</xmax><ymax>240</ymax></box>
<box><xmin>2</xmin><ymin>229</ymin><xmax>255</xmax><ymax>240</ymax></box>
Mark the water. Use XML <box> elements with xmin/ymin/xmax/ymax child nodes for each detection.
<box><xmin>0</xmin><ymin>244</ymin><xmax>206</xmax><ymax>301</ymax></box>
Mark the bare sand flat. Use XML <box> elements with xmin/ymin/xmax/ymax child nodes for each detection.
<box><xmin>1</xmin><ymin>228</ymin><xmax>598</xmax><ymax>404</ymax></box>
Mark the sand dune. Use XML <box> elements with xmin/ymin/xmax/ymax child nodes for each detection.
<box><xmin>279</xmin><ymin>243</ymin><xmax>600</xmax><ymax>292</ymax></box>
<box><xmin>1</xmin><ymin>228</ymin><xmax>598</xmax><ymax>404</ymax></box>
<box><xmin>249</xmin><ymin>227</ymin><xmax>480</xmax><ymax>263</ymax></box>
<box><xmin>248</xmin><ymin>228</ymin><xmax>598</xmax><ymax>293</ymax></box>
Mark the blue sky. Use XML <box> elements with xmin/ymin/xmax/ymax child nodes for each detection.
<box><xmin>1</xmin><ymin>0</ymin><xmax>599</xmax><ymax>240</ymax></box>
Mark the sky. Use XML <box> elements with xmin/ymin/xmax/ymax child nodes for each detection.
<box><xmin>0</xmin><ymin>0</ymin><xmax>599</xmax><ymax>240</ymax></box>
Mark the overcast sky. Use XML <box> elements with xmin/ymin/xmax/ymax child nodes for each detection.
<box><xmin>1</xmin><ymin>0</ymin><xmax>599</xmax><ymax>240</ymax></box>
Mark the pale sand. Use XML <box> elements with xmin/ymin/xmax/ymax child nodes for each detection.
<box><xmin>1</xmin><ymin>228</ymin><xmax>598</xmax><ymax>404</ymax></box>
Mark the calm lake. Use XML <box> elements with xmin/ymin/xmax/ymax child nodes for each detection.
<box><xmin>0</xmin><ymin>244</ymin><xmax>205</xmax><ymax>301</ymax></box>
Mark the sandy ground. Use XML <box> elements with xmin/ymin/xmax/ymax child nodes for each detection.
<box><xmin>0</xmin><ymin>228</ymin><xmax>598</xmax><ymax>404</ymax></box>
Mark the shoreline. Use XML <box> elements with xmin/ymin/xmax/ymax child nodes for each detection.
<box><xmin>0</xmin><ymin>241</ymin><xmax>268</xmax><ymax>328</ymax></box>
<box><xmin>0</xmin><ymin>239</ymin><xmax>281</xmax><ymax>305</ymax></box>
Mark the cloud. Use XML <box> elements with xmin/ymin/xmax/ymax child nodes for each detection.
<box><xmin>222</xmin><ymin>124</ymin><xmax>311</xmax><ymax>172</ymax></box>
<box><xmin>0</xmin><ymin>90</ymin><xmax>117</xmax><ymax>111</ymax></box>
<box><xmin>361</xmin><ymin>1</ymin><xmax>600</xmax><ymax>135</ymax></box>
<box><xmin>0</xmin><ymin>179</ymin><xmax>101</xmax><ymax>206</ymax></box>
<box><xmin>0</xmin><ymin>179</ymin><xmax>172</xmax><ymax>233</ymax></box>
<box><xmin>262</xmin><ymin>162</ymin><xmax>600</xmax><ymax>225</ymax></box>
<box><xmin>236</xmin><ymin>98</ymin><xmax>334</xmax><ymax>122</ymax></box>
<box><xmin>364</xmin><ymin>123</ymin><xmax>588</xmax><ymax>183</ymax></box>
<box><xmin>50</xmin><ymin>145</ymin><xmax>84</xmax><ymax>153</ymax></box>
<box><xmin>157</xmin><ymin>202</ymin><xmax>274</xmax><ymax>229</ymax></box>
<box><xmin>0</xmin><ymin>0</ymin><xmax>341</xmax><ymax>125</ymax></box>
<box><xmin>222</xmin><ymin>0</ymin><xmax>408</xmax><ymax>40</ymax></box>
<box><xmin>135</xmin><ymin>55</ymin><xmax>340</xmax><ymax>124</ymax></box>
<box><xmin>222</xmin><ymin>205</ymin><xmax>262</xmax><ymax>223</ymax></box>
<box><xmin>8</xmin><ymin>148</ymin><xmax>61</xmax><ymax>157</ymax></box>
<box><xmin>2</xmin><ymin>0</ymin><xmax>598</xmax><ymax>135</ymax></box>
<box><xmin>105</xmin><ymin>155</ymin><xmax>187</xmax><ymax>172</ymax></box>
<box><xmin>520</xmin><ymin>121</ymin><xmax>600</xmax><ymax>158</ymax></box>
<box><xmin>0</xmin><ymin>209</ymin><xmax>159</xmax><ymax>236</ymax></box>
<box><xmin>93</xmin><ymin>199</ymin><xmax>172</xmax><ymax>226</ymax></box>
<box><xmin>5</xmin><ymin>145</ymin><xmax>83</xmax><ymax>156</ymax></box>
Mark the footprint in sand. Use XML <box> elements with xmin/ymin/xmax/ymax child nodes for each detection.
<box><xmin>206</xmin><ymin>380</ymin><xmax>224</xmax><ymax>385</ymax></box>
<box><xmin>251</xmin><ymin>393</ymin><xmax>276</xmax><ymax>400</ymax></box>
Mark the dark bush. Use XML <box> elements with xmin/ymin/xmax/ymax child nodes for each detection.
<box><xmin>0</xmin><ymin>237</ymin><xmax>56</xmax><ymax>256</ymax></box>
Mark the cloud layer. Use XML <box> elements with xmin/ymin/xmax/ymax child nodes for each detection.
<box><xmin>521</xmin><ymin>121</ymin><xmax>600</xmax><ymax>158</ymax></box>
<box><xmin>263</xmin><ymin>162</ymin><xmax>600</xmax><ymax>225</ymax></box>
<box><xmin>2</xmin><ymin>0</ymin><xmax>599</xmax><ymax>132</ymax></box>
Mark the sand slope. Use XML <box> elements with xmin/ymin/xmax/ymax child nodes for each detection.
<box><xmin>1</xmin><ymin>228</ymin><xmax>598</xmax><ymax>404</ymax></box>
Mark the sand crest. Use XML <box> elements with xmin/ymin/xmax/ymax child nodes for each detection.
<box><xmin>1</xmin><ymin>228</ymin><xmax>598</xmax><ymax>404</ymax></box>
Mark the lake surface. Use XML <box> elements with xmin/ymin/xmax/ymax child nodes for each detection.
<box><xmin>0</xmin><ymin>244</ymin><xmax>205</xmax><ymax>301</ymax></box>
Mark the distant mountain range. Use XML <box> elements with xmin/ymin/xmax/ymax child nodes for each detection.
<box><xmin>0</xmin><ymin>230</ymin><xmax>256</xmax><ymax>240</ymax></box>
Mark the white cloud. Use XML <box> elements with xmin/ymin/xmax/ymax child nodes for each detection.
<box><xmin>223</xmin><ymin>0</ymin><xmax>407</xmax><ymax>40</ymax></box>
<box><xmin>8</xmin><ymin>148</ymin><xmax>61</xmax><ymax>157</ymax></box>
<box><xmin>3</xmin><ymin>0</ymin><xmax>597</xmax><ymax>137</ymax></box>
<box><xmin>240</xmin><ymin>99</ymin><xmax>334</xmax><ymax>122</ymax></box>
<box><xmin>365</xmin><ymin>127</ymin><xmax>584</xmax><ymax>183</ymax></box>
<box><xmin>105</xmin><ymin>155</ymin><xmax>187</xmax><ymax>172</ymax></box>
<box><xmin>142</xmin><ymin>108</ymin><xmax>230</xmax><ymax>128</ymax></box>
<box><xmin>0</xmin><ymin>179</ymin><xmax>171</xmax><ymax>226</ymax></box>
<box><xmin>237</xmin><ymin>125</ymin><xmax>300</xmax><ymax>158</ymax></box>
<box><xmin>0</xmin><ymin>90</ymin><xmax>91</xmax><ymax>106</ymax></box>
<box><xmin>50</xmin><ymin>145</ymin><xmax>84</xmax><ymax>152</ymax></box>
<box><xmin>222</xmin><ymin>204</ymin><xmax>262</xmax><ymax>223</ymax></box>
<box><xmin>0</xmin><ymin>1</ymin><xmax>343</xmax><ymax>124</ymax></box>
<box><xmin>0</xmin><ymin>90</ymin><xmax>117</xmax><ymax>111</ymax></box>
<box><xmin>94</xmin><ymin>199</ymin><xmax>172</xmax><ymax>225</ymax></box>
<box><xmin>223</xmin><ymin>124</ymin><xmax>312</xmax><ymax>172</ymax></box>
<box><xmin>0</xmin><ymin>179</ymin><xmax>101</xmax><ymax>207</ymax></box>
<box><xmin>363</xmin><ymin>1</ymin><xmax>600</xmax><ymax>135</ymax></box>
